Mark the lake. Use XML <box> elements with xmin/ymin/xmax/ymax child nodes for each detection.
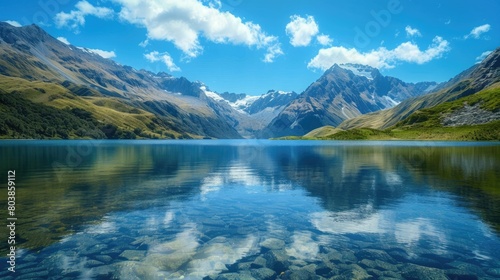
<box><xmin>1</xmin><ymin>140</ymin><xmax>500</xmax><ymax>279</ymax></box>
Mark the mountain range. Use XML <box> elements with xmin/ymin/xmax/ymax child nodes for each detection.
<box><xmin>262</xmin><ymin>64</ymin><xmax>437</xmax><ymax>137</ymax></box>
<box><xmin>339</xmin><ymin>49</ymin><xmax>500</xmax><ymax>130</ymax></box>
<box><xmin>0</xmin><ymin>23</ymin><xmax>498</xmax><ymax>140</ymax></box>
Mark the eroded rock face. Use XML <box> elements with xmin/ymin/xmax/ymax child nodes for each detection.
<box><xmin>441</xmin><ymin>103</ymin><xmax>500</xmax><ymax>127</ymax></box>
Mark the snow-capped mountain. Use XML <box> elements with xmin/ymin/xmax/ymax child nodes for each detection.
<box><xmin>264</xmin><ymin>64</ymin><xmax>438</xmax><ymax>137</ymax></box>
<box><xmin>217</xmin><ymin>92</ymin><xmax>260</xmax><ymax>113</ymax></box>
<box><xmin>201</xmin><ymin>87</ymin><xmax>298</xmax><ymax>138</ymax></box>
<box><xmin>202</xmin><ymin>87</ymin><xmax>297</xmax><ymax>117</ymax></box>
<box><xmin>338</xmin><ymin>63</ymin><xmax>378</xmax><ymax>80</ymax></box>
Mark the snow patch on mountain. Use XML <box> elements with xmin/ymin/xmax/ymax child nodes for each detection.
<box><xmin>230</xmin><ymin>95</ymin><xmax>260</xmax><ymax>113</ymax></box>
<box><xmin>201</xmin><ymin>86</ymin><xmax>225</xmax><ymax>102</ymax></box>
<box><xmin>339</xmin><ymin>64</ymin><xmax>376</xmax><ymax>80</ymax></box>
<box><xmin>382</xmin><ymin>96</ymin><xmax>400</xmax><ymax>107</ymax></box>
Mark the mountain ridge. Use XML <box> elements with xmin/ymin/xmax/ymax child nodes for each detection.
<box><xmin>0</xmin><ymin>23</ymin><xmax>497</xmax><ymax>140</ymax></box>
<box><xmin>339</xmin><ymin>47</ymin><xmax>500</xmax><ymax>130</ymax></box>
<box><xmin>0</xmin><ymin>22</ymin><xmax>244</xmax><ymax>139</ymax></box>
<box><xmin>263</xmin><ymin>63</ymin><xmax>437</xmax><ymax>137</ymax></box>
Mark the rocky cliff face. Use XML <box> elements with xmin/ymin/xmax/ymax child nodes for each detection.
<box><xmin>441</xmin><ymin>103</ymin><xmax>500</xmax><ymax>127</ymax></box>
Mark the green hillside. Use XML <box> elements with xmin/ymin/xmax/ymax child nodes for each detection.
<box><xmin>0</xmin><ymin>75</ymin><xmax>194</xmax><ymax>139</ymax></box>
<box><xmin>277</xmin><ymin>86</ymin><xmax>500</xmax><ymax>141</ymax></box>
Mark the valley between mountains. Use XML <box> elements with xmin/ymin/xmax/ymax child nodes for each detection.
<box><xmin>0</xmin><ymin>23</ymin><xmax>499</xmax><ymax>140</ymax></box>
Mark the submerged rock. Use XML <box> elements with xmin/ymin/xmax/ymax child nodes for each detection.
<box><xmin>15</xmin><ymin>270</ymin><xmax>50</xmax><ymax>280</ymax></box>
<box><xmin>144</xmin><ymin>253</ymin><xmax>192</xmax><ymax>271</ymax></box>
<box><xmin>341</xmin><ymin>250</ymin><xmax>358</xmax><ymax>264</ymax></box>
<box><xmin>250</xmin><ymin>267</ymin><xmax>277</xmax><ymax>280</ymax></box>
<box><xmin>92</xmin><ymin>264</ymin><xmax>116</xmax><ymax>278</ymax></box>
<box><xmin>119</xmin><ymin>250</ymin><xmax>146</xmax><ymax>261</ymax></box>
<box><xmin>445</xmin><ymin>268</ymin><xmax>479</xmax><ymax>280</ymax></box>
<box><xmin>251</xmin><ymin>256</ymin><xmax>267</xmax><ymax>269</ymax></box>
<box><xmin>337</xmin><ymin>264</ymin><xmax>371</xmax><ymax>280</ymax></box>
<box><xmin>261</xmin><ymin>238</ymin><xmax>286</xmax><ymax>251</ymax></box>
<box><xmin>115</xmin><ymin>261</ymin><xmax>169</xmax><ymax>279</ymax></box>
<box><xmin>400</xmin><ymin>263</ymin><xmax>448</xmax><ymax>280</ymax></box>
<box><xmin>325</xmin><ymin>249</ymin><xmax>343</xmax><ymax>263</ymax></box>
<box><xmin>448</xmin><ymin>261</ymin><xmax>486</xmax><ymax>277</ymax></box>
<box><xmin>86</xmin><ymin>259</ymin><xmax>105</xmax><ymax>267</ymax></box>
<box><xmin>315</xmin><ymin>262</ymin><xmax>337</xmax><ymax>277</ymax></box>
<box><xmin>216</xmin><ymin>272</ymin><xmax>256</xmax><ymax>280</ymax></box>
<box><xmin>486</xmin><ymin>268</ymin><xmax>500</xmax><ymax>277</ymax></box>
<box><xmin>264</xmin><ymin>250</ymin><xmax>290</xmax><ymax>273</ymax></box>
<box><xmin>94</xmin><ymin>254</ymin><xmax>113</xmax><ymax>263</ymax></box>
<box><xmin>280</xmin><ymin>268</ymin><xmax>317</xmax><ymax>280</ymax></box>
<box><xmin>355</xmin><ymin>249</ymin><xmax>395</xmax><ymax>264</ymax></box>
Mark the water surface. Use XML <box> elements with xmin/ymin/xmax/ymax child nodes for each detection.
<box><xmin>1</xmin><ymin>140</ymin><xmax>500</xmax><ymax>279</ymax></box>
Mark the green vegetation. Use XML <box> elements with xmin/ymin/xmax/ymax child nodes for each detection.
<box><xmin>304</xmin><ymin>125</ymin><xmax>343</xmax><ymax>138</ymax></box>
<box><xmin>0</xmin><ymin>75</ymin><xmax>196</xmax><ymax>139</ymax></box>
<box><xmin>396</xmin><ymin>86</ymin><xmax>500</xmax><ymax>128</ymax></box>
<box><xmin>277</xmin><ymin>123</ymin><xmax>499</xmax><ymax>141</ymax></box>
<box><xmin>0</xmin><ymin>92</ymin><xmax>105</xmax><ymax>139</ymax></box>
<box><xmin>277</xmin><ymin>86</ymin><xmax>500</xmax><ymax>141</ymax></box>
<box><xmin>339</xmin><ymin>76</ymin><xmax>495</xmax><ymax>130</ymax></box>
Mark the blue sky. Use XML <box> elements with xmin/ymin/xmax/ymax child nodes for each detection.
<box><xmin>1</xmin><ymin>0</ymin><xmax>499</xmax><ymax>95</ymax></box>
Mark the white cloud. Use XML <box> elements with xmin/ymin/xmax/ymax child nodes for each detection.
<box><xmin>55</xmin><ymin>0</ymin><xmax>114</xmax><ymax>31</ymax></box>
<box><xmin>285</xmin><ymin>15</ymin><xmax>319</xmax><ymax>47</ymax></box>
<box><xmin>145</xmin><ymin>51</ymin><xmax>181</xmax><ymax>72</ymax></box>
<box><xmin>263</xmin><ymin>41</ymin><xmax>284</xmax><ymax>63</ymax></box>
<box><xmin>57</xmin><ymin>37</ymin><xmax>70</xmax><ymax>45</ymax></box>
<box><xmin>475</xmin><ymin>50</ymin><xmax>492</xmax><ymax>63</ymax></box>
<box><xmin>4</xmin><ymin>20</ymin><xmax>21</xmax><ymax>27</ymax></box>
<box><xmin>308</xmin><ymin>36</ymin><xmax>450</xmax><ymax>70</ymax></box>
<box><xmin>405</xmin><ymin>25</ymin><xmax>422</xmax><ymax>37</ymax></box>
<box><xmin>115</xmin><ymin>0</ymin><xmax>281</xmax><ymax>62</ymax></box>
<box><xmin>316</xmin><ymin>34</ymin><xmax>333</xmax><ymax>46</ymax></box>
<box><xmin>465</xmin><ymin>24</ymin><xmax>491</xmax><ymax>39</ymax></box>
<box><xmin>78</xmin><ymin>47</ymin><xmax>116</xmax><ymax>58</ymax></box>
<box><xmin>138</xmin><ymin>39</ymin><xmax>149</xmax><ymax>48</ymax></box>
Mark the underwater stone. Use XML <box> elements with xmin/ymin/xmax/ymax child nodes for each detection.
<box><xmin>341</xmin><ymin>250</ymin><xmax>358</xmax><ymax>264</ymax></box>
<box><xmin>261</xmin><ymin>238</ymin><xmax>286</xmax><ymax>251</ymax></box>
<box><xmin>92</xmin><ymin>264</ymin><xmax>116</xmax><ymax>278</ymax></box>
<box><xmin>355</xmin><ymin>249</ymin><xmax>395</xmax><ymax>264</ymax></box>
<box><xmin>215</xmin><ymin>272</ymin><xmax>256</xmax><ymax>280</ymax></box>
<box><xmin>264</xmin><ymin>250</ymin><xmax>290</xmax><ymax>273</ymax></box>
<box><xmin>282</xmin><ymin>268</ymin><xmax>316</xmax><ymax>280</ymax></box>
<box><xmin>15</xmin><ymin>270</ymin><xmax>50</xmax><ymax>280</ymax></box>
<box><xmin>251</xmin><ymin>256</ymin><xmax>267</xmax><ymax>269</ymax></box>
<box><xmin>119</xmin><ymin>250</ymin><xmax>146</xmax><ymax>261</ymax></box>
<box><xmin>144</xmin><ymin>253</ymin><xmax>192</xmax><ymax>271</ymax></box>
<box><xmin>448</xmin><ymin>261</ymin><xmax>486</xmax><ymax>277</ymax></box>
<box><xmin>250</xmin><ymin>267</ymin><xmax>277</xmax><ymax>280</ymax></box>
<box><xmin>486</xmin><ymin>268</ymin><xmax>500</xmax><ymax>277</ymax></box>
<box><xmin>86</xmin><ymin>259</ymin><xmax>105</xmax><ymax>267</ymax></box>
<box><xmin>445</xmin><ymin>269</ymin><xmax>479</xmax><ymax>280</ymax></box>
<box><xmin>94</xmin><ymin>254</ymin><xmax>113</xmax><ymax>263</ymax></box>
<box><xmin>400</xmin><ymin>263</ymin><xmax>448</xmax><ymax>280</ymax></box>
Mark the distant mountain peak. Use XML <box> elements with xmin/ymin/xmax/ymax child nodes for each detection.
<box><xmin>338</xmin><ymin>63</ymin><xmax>380</xmax><ymax>80</ymax></box>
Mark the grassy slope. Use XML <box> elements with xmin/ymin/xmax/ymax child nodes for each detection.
<box><xmin>0</xmin><ymin>75</ymin><xmax>194</xmax><ymax>139</ymax></box>
<box><xmin>305</xmin><ymin>125</ymin><xmax>343</xmax><ymax>138</ymax></box>
<box><xmin>276</xmin><ymin>86</ymin><xmax>500</xmax><ymax>141</ymax></box>
<box><xmin>339</xmin><ymin>79</ymin><xmax>480</xmax><ymax>130</ymax></box>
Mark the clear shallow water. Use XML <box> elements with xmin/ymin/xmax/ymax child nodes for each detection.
<box><xmin>0</xmin><ymin>140</ymin><xmax>500</xmax><ymax>279</ymax></box>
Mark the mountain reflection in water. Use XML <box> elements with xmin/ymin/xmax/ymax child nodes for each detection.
<box><xmin>0</xmin><ymin>140</ymin><xmax>499</xmax><ymax>279</ymax></box>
